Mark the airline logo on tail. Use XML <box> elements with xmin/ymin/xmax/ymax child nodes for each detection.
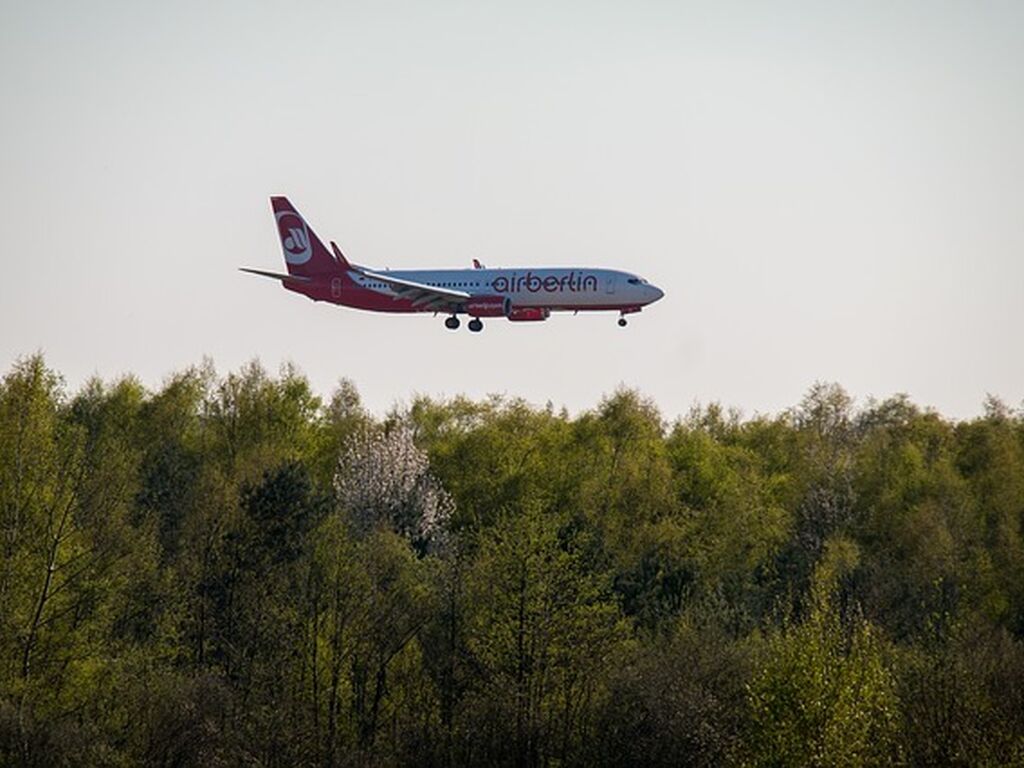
<box><xmin>276</xmin><ymin>210</ymin><xmax>312</xmax><ymax>265</ymax></box>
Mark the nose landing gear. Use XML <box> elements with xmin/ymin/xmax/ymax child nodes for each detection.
<box><xmin>618</xmin><ymin>316</ymin><xmax>628</xmax><ymax>327</ymax></box>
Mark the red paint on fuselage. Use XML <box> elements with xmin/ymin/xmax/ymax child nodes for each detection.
<box><xmin>283</xmin><ymin>277</ymin><xmax>427</xmax><ymax>312</ymax></box>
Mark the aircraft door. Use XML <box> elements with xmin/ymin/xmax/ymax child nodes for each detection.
<box><xmin>331</xmin><ymin>277</ymin><xmax>343</xmax><ymax>299</ymax></box>
<box><xmin>605</xmin><ymin>275</ymin><xmax>616</xmax><ymax>294</ymax></box>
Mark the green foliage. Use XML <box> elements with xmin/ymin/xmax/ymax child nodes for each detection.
<box><xmin>896</xmin><ymin>616</ymin><xmax>1024</xmax><ymax>764</ymax></box>
<box><xmin>746</xmin><ymin>538</ymin><xmax>901</xmax><ymax>766</ymax></box>
<box><xmin>1</xmin><ymin>357</ymin><xmax>1024</xmax><ymax>765</ymax></box>
<box><xmin>593</xmin><ymin>619</ymin><xmax>751</xmax><ymax>767</ymax></box>
<box><xmin>460</xmin><ymin>505</ymin><xmax>629</xmax><ymax>766</ymax></box>
<box><xmin>665</xmin><ymin>413</ymin><xmax>792</xmax><ymax>630</ymax></box>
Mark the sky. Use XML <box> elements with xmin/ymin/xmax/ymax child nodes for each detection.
<box><xmin>1</xmin><ymin>0</ymin><xmax>1022</xmax><ymax>421</ymax></box>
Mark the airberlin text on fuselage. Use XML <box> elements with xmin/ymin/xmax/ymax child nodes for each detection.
<box><xmin>492</xmin><ymin>272</ymin><xmax>598</xmax><ymax>294</ymax></box>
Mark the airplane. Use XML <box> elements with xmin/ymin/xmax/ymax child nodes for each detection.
<box><xmin>241</xmin><ymin>196</ymin><xmax>665</xmax><ymax>332</ymax></box>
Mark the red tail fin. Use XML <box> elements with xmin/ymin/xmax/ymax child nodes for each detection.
<box><xmin>270</xmin><ymin>196</ymin><xmax>342</xmax><ymax>276</ymax></box>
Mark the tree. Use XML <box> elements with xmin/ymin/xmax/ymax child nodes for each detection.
<box><xmin>592</xmin><ymin>619</ymin><xmax>750</xmax><ymax>767</ymax></box>
<box><xmin>897</xmin><ymin>615</ymin><xmax>1024</xmax><ymax>764</ymax></box>
<box><xmin>335</xmin><ymin>427</ymin><xmax>453</xmax><ymax>550</ymax></box>
<box><xmin>663</xmin><ymin>411</ymin><xmax>793</xmax><ymax>631</ymax></box>
<box><xmin>0</xmin><ymin>360</ymin><xmax>154</xmax><ymax>765</ymax></box>
<box><xmin>774</xmin><ymin>383</ymin><xmax>859</xmax><ymax>608</ymax></box>
<box><xmin>746</xmin><ymin>537</ymin><xmax>901</xmax><ymax>766</ymax></box>
<box><xmin>461</xmin><ymin>507</ymin><xmax>628</xmax><ymax>767</ymax></box>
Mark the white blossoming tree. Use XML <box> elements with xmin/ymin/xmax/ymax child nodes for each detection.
<box><xmin>334</xmin><ymin>428</ymin><xmax>454</xmax><ymax>548</ymax></box>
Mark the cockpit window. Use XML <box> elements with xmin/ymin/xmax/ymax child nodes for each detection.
<box><xmin>627</xmin><ymin>278</ymin><xmax>640</xmax><ymax>285</ymax></box>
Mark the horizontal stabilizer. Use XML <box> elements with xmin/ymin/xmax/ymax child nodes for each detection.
<box><xmin>239</xmin><ymin>267</ymin><xmax>311</xmax><ymax>282</ymax></box>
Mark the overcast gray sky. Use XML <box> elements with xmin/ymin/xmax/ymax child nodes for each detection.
<box><xmin>2</xmin><ymin>0</ymin><xmax>1022</xmax><ymax>420</ymax></box>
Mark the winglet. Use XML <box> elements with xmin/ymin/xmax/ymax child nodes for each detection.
<box><xmin>330</xmin><ymin>241</ymin><xmax>353</xmax><ymax>270</ymax></box>
<box><xmin>472</xmin><ymin>258</ymin><xmax>485</xmax><ymax>269</ymax></box>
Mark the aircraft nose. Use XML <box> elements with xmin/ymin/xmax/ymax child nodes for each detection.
<box><xmin>649</xmin><ymin>285</ymin><xmax>665</xmax><ymax>303</ymax></box>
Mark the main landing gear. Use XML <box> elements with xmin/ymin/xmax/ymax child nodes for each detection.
<box><xmin>444</xmin><ymin>315</ymin><xmax>484</xmax><ymax>332</ymax></box>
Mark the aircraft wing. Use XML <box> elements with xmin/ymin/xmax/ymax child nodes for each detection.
<box><xmin>359</xmin><ymin>269</ymin><xmax>471</xmax><ymax>310</ymax></box>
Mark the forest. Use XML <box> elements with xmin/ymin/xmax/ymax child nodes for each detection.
<box><xmin>1</xmin><ymin>354</ymin><xmax>1023</xmax><ymax>767</ymax></box>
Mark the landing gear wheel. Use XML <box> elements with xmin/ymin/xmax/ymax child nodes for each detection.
<box><xmin>445</xmin><ymin>316</ymin><xmax>460</xmax><ymax>330</ymax></box>
<box><xmin>618</xmin><ymin>317</ymin><xmax>628</xmax><ymax>327</ymax></box>
<box><xmin>468</xmin><ymin>318</ymin><xmax>484</xmax><ymax>333</ymax></box>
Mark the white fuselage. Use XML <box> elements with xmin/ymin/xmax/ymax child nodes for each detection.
<box><xmin>351</xmin><ymin>266</ymin><xmax>663</xmax><ymax>311</ymax></box>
